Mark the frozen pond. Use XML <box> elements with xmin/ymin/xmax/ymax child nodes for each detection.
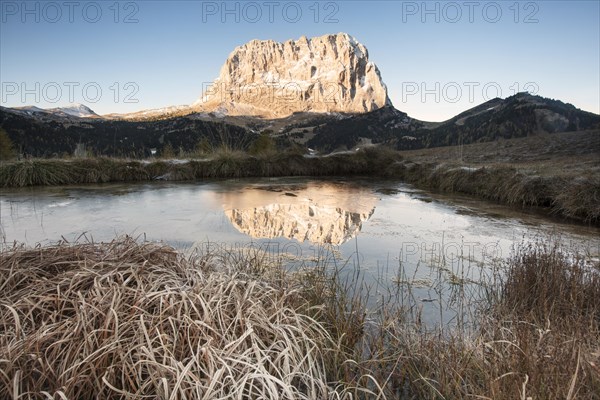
<box><xmin>2</xmin><ymin>178</ymin><xmax>599</xmax><ymax>325</ymax></box>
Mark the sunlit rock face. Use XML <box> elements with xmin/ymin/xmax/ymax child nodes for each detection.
<box><xmin>221</xmin><ymin>182</ymin><xmax>378</xmax><ymax>245</ymax></box>
<box><xmin>193</xmin><ymin>33</ymin><xmax>391</xmax><ymax>118</ymax></box>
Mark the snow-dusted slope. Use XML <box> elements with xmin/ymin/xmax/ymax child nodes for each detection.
<box><xmin>49</xmin><ymin>104</ymin><xmax>99</xmax><ymax>118</ymax></box>
<box><xmin>10</xmin><ymin>104</ymin><xmax>100</xmax><ymax>119</ymax></box>
<box><xmin>104</xmin><ymin>105</ymin><xmax>192</xmax><ymax>120</ymax></box>
<box><xmin>13</xmin><ymin>106</ymin><xmax>46</xmax><ymax>113</ymax></box>
<box><xmin>8</xmin><ymin>103</ymin><xmax>191</xmax><ymax>121</ymax></box>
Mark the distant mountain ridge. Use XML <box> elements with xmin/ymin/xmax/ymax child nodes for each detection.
<box><xmin>305</xmin><ymin>93</ymin><xmax>600</xmax><ymax>151</ymax></box>
<box><xmin>1</xmin><ymin>92</ymin><xmax>598</xmax><ymax>158</ymax></box>
<box><xmin>13</xmin><ymin>103</ymin><xmax>100</xmax><ymax>119</ymax></box>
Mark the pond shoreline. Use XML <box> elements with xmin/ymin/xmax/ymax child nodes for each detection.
<box><xmin>2</xmin><ymin>148</ymin><xmax>598</xmax><ymax>225</ymax></box>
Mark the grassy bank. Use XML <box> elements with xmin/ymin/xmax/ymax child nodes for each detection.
<box><xmin>1</xmin><ymin>132</ymin><xmax>599</xmax><ymax>223</ymax></box>
<box><xmin>1</xmin><ymin>238</ymin><xmax>598</xmax><ymax>399</ymax></box>
<box><xmin>386</xmin><ymin>160</ymin><xmax>600</xmax><ymax>223</ymax></box>
<box><xmin>0</xmin><ymin>148</ymin><xmax>399</xmax><ymax>186</ymax></box>
<box><xmin>395</xmin><ymin>130</ymin><xmax>600</xmax><ymax>223</ymax></box>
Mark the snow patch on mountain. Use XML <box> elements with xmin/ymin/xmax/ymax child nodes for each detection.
<box><xmin>10</xmin><ymin>104</ymin><xmax>99</xmax><ymax>118</ymax></box>
<box><xmin>49</xmin><ymin>104</ymin><xmax>99</xmax><ymax>118</ymax></box>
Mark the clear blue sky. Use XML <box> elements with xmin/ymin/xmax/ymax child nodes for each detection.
<box><xmin>1</xmin><ymin>0</ymin><xmax>599</xmax><ymax>121</ymax></box>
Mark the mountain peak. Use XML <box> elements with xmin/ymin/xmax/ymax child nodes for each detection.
<box><xmin>193</xmin><ymin>33</ymin><xmax>390</xmax><ymax>118</ymax></box>
<box><xmin>10</xmin><ymin>103</ymin><xmax>99</xmax><ymax>118</ymax></box>
<box><xmin>48</xmin><ymin>104</ymin><xmax>99</xmax><ymax>118</ymax></box>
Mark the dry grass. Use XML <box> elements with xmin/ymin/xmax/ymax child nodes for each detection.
<box><xmin>394</xmin><ymin>130</ymin><xmax>600</xmax><ymax>223</ymax></box>
<box><xmin>388</xmin><ymin>130</ymin><xmax>600</xmax><ymax>224</ymax></box>
<box><xmin>364</xmin><ymin>242</ymin><xmax>600</xmax><ymax>399</ymax></box>
<box><xmin>399</xmin><ymin>130</ymin><xmax>600</xmax><ymax>170</ymax></box>
<box><xmin>479</xmin><ymin>243</ymin><xmax>600</xmax><ymax>399</ymax></box>
<box><xmin>0</xmin><ymin>147</ymin><xmax>401</xmax><ymax>188</ymax></box>
<box><xmin>1</xmin><ymin>237</ymin><xmax>599</xmax><ymax>399</ymax></box>
<box><xmin>385</xmin><ymin>161</ymin><xmax>600</xmax><ymax>223</ymax></box>
<box><xmin>0</xmin><ymin>238</ymin><xmax>378</xmax><ymax>399</ymax></box>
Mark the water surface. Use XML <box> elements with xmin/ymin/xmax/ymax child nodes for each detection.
<box><xmin>2</xmin><ymin>178</ymin><xmax>598</xmax><ymax>325</ymax></box>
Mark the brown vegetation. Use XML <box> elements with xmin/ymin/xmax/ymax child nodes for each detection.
<box><xmin>394</xmin><ymin>130</ymin><xmax>600</xmax><ymax>223</ymax></box>
<box><xmin>1</xmin><ymin>238</ymin><xmax>599</xmax><ymax>399</ymax></box>
<box><xmin>0</xmin><ymin>238</ymin><xmax>376</xmax><ymax>399</ymax></box>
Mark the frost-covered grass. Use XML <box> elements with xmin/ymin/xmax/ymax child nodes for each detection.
<box><xmin>1</xmin><ymin>237</ymin><xmax>599</xmax><ymax>399</ymax></box>
<box><xmin>0</xmin><ymin>238</ymin><xmax>380</xmax><ymax>399</ymax></box>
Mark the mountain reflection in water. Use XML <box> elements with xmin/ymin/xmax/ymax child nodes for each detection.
<box><xmin>221</xmin><ymin>182</ymin><xmax>379</xmax><ymax>245</ymax></box>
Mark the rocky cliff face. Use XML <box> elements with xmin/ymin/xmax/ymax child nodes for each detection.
<box><xmin>194</xmin><ymin>33</ymin><xmax>390</xmax><ymax>118</ymax></box>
